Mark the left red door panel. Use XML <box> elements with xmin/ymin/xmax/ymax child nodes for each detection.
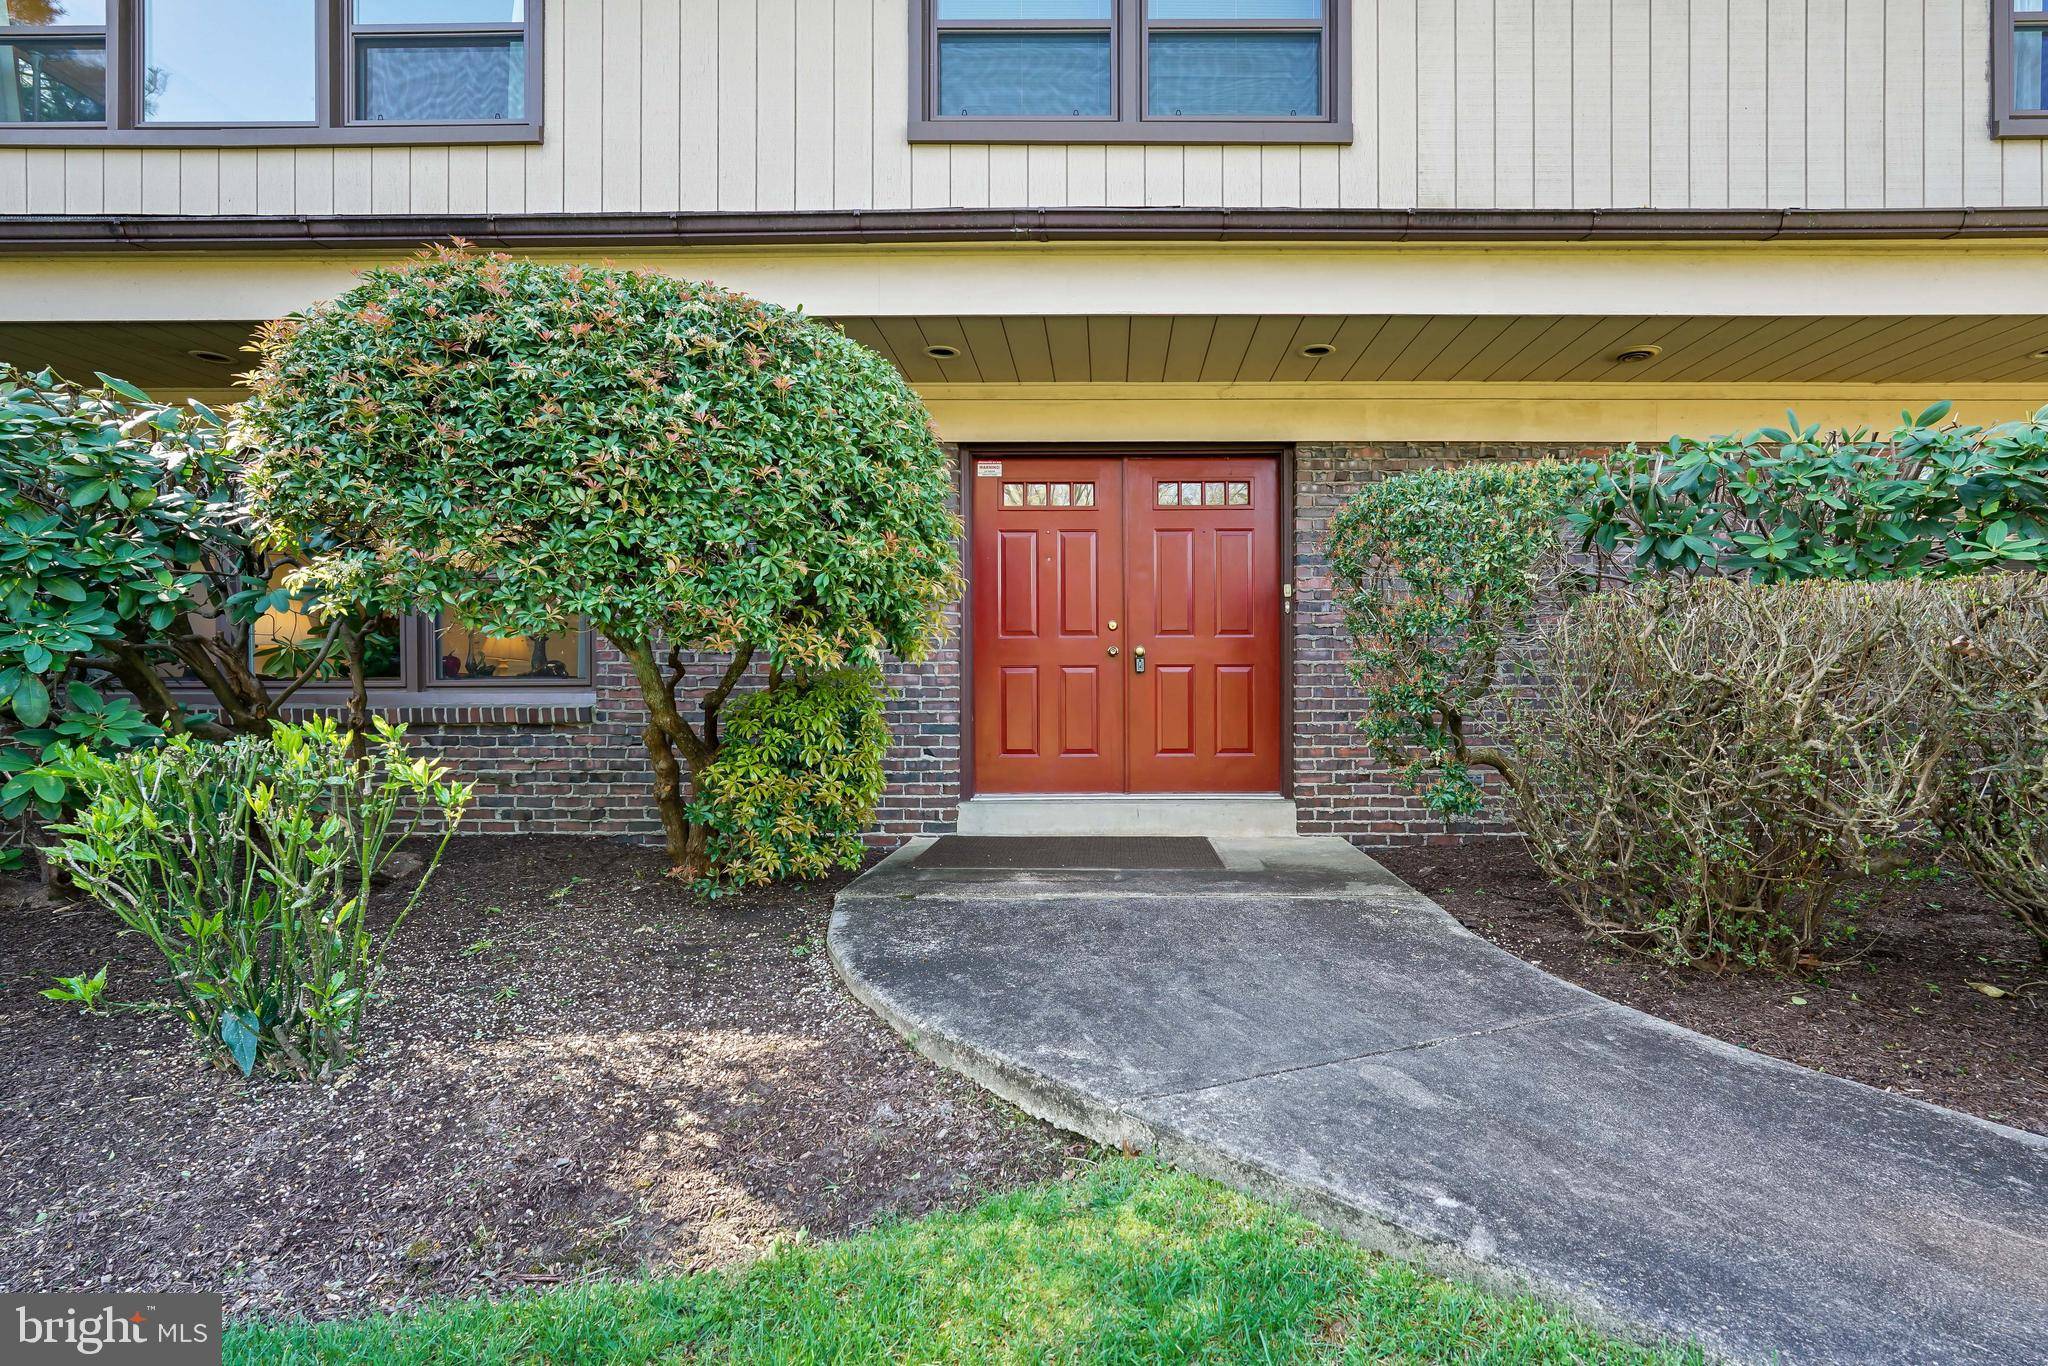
<box><xmin>970</xmin><ymin>457</ymin><xmax>1126</xmax><ymax>793</ymax></box>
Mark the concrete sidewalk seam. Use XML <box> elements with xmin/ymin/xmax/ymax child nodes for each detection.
<box><xmin>1129</xmin><ymin>1005</ymin><xmax>1614</xmax><ymax>1103</ymax></box>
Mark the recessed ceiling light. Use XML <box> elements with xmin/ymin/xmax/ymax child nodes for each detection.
<box><xmin>1614</xmin><ymin>345</ymin><xmax>1663</xmax><ymax>364</ymax></box>
<box><xmin>187</xmin><ymin>349</ymin><xmax>233</xmax><ymax>364</ymax></box>
<box><xmin>1299</xmin><ymin>342</ymin><xmax>1337</xmax><ymax>358</ymax></box>
<box><xmin>924</xmin><ymin>344</ymin><xmax>962</xmax><ymax>360</ymax></box>
<box><xmin>2031</xmin><ymin>347</ymin><xmax>2048</xmax><ymax>361</ymax></box>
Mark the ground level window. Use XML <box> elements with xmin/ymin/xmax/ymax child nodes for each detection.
<box><xmin>235</xmin><ymin>568</ymin><xmax>588</xmax><ymax>696</ymax></box>
<box><xmin>250</xmin><ymin>565</ymin><xmax>404</xmax><ymax>681</ymax></box>
<box><xmin>436</xmin><ymin>615</ymin><xmax>586</xmax><ymax>683</ymax></box>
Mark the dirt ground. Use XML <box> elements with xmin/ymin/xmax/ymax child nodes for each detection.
<box><xmin>0</xmin><ymin>838</ymin><xmax>1088</xmax><ymax>1321</ymax></box>
<box><xmin>1378</xmin><ymin>840</ymin><xmax>2048</xmax><ymax>1134</ymax></box>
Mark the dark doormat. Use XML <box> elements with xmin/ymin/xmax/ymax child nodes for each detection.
<box><xmin>915</xmin><ymin>836</ymin><xmax>1224</xmax><ymax>871</ymax></box>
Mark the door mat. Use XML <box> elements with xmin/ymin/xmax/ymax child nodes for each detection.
<box><xmin>914</xmin><ymin>836</ymin><xmax>1223</xmax><ymax>871</ymax></box>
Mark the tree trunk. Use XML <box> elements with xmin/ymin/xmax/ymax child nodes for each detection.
<box><xmin>93</xmin><ymin>645</ymin><xmax>193</xmax><ymax>734</ymax></box>
<box><xmin>169</xmin><ymin>634</ymin><xmax>274</xmax><ymax>734</ymax></box>
<box><xmin>343</xmin><ymin>624</ymin><xmax>369</xmax><ymax>765</ymax></box>
<box><xmin>615</xmin><ymin>633</ymin><xmax>712</xmax><ymax>877</ymax></box>
<box><xmin>641</xmin><ymin>714</ymin><xmax>698</xmax><ymax>874</ymax></box>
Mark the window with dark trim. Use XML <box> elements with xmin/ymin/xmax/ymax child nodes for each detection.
<box><xmin>911</xmin><ymin>0</ymin><xmax>1349</xmax><ymax>144</ymax></box>
<box><xmin>213</xmin><ymin>574</ymin><xmax>593</xmax><ymax>707</ymax></box>
<box><xmin>1996</xmin><ymin>0</ymin><xmax>2048</xmax><ymax>137</ymax></box>
<box><xmin>0</xmin><ymin>0</ymin><xmax>540</xmax><ymax>146</ymax></box>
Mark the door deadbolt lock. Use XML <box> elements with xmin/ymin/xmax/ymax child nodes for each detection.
<box><xmin>1106</xmin><ymin>619</ymin><xmax>1118</xmax><ymax>631</ymax></box>
<box><xmin>1106</xmin><ymin>646</ymin><xmax>1120</xmax><ymax>658</ymax></box>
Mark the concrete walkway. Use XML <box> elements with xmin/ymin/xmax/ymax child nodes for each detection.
<box><xmin>828</xmin><ymin>837</ymin><xmax>2048</xmax><ymax>1365</ymax></box>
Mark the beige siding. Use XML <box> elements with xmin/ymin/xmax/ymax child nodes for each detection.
<box><xmin>0</xmin><ymin>0</ymin><xmax>2038</xmax><ymax>216</ymax></box>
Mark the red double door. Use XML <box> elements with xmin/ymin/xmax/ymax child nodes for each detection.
<box><xmin>970</xmin><ymin>455</ymin><xmax>1283</xmax><ymax>795</ymax></box>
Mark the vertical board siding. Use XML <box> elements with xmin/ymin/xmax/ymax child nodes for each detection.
<box><xmin>1610</xmin><ymin>0</ymin><xmax>1652</xmax><ymax>206</ymax></box>
<box><xmin>8</xmin><ymin>0</ymin><xmax>2040</xmax><ymax>215</ymax></box>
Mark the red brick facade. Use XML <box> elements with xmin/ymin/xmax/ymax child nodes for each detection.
<box><xmin>375</xmin><ymin>443</ymin><xmax>1599</xmax><ymax>849</ymax></box>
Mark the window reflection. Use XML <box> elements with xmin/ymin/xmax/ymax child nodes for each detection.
<box><xmin>437</xmin><ymin>615</ymin><xmax>585</xmax><ymax>682</ymax></box>
<box><xmin>0</xmin><ymin>36</ymin><xmax>102</xmax><ymax>121</ymax></box>
<box><xmin>251</xmin><ymin>566</ymin><xmax>402</xmax><ymax>681</ymax></box>
<box><xmin>2020</xmin><ymin>28</ymin><xmax>2048</xmax><ymax>112</ymax></box>
<box><xmin>354</xmin><ymin>0</ymin><xmax>522</xmax><ymax>19</ymax></box>
<box><xmin>142</xmin><ymin>0</ymin><xmax>317</xmax><ymax>124</ymax></box>
<box><xmin>2</xmin><ymin>2</ymin><xmax>108</xmax><ymax>23</ymax></box>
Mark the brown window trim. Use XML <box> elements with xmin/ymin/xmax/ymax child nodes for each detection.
<box><xmin>909</xmin><ymin>0</ymin><xmax>1351</xmax><ymax>146</ymax></box>
<box><xmin>0</xmin><ymin>0</ymin><xmax>542</xmax><ymax>148</ymax></box>
<box><xmin>1994</xmin><ymin>0</ymin><xmax>2048</xmax><ymax>137</ymax></box>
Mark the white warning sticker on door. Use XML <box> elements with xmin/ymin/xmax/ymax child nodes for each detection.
<box><xmin>975</xmin><ymin>461</ymin><xmax>1003</xmax><ymax>478</ymax></box>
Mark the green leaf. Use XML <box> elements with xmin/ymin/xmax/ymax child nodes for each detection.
<box><xmin>95</xmin><ymin>373</ymin><xmax>154</xmax><ymax>403</ymax></box>
<box><xmin>12</xmin><ymin>676</ymin><xmax>49</xmax><ymax>727</ymax></box>
<box><xmin>221</xmin><ymin>1009</ymin><xmax>262</xmax><ymax>1077</ymax></box>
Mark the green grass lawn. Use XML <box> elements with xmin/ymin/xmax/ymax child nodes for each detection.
<box><xmin>228</xmin><ymin>1157</ymin><xmax>1697</xmax><ymax>1364</ymax></box>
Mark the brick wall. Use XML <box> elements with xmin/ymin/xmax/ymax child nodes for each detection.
<box><xmin>390</xmin><ymin>443</ymin><xmax>1602</xmax><ymax>851</ymax></box>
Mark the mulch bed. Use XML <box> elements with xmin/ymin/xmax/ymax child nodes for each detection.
<box><xmin>0</xmin><ymin>838</ymin><xmax>1088</xmax><ymax>1321</ymax></box>
<box><xmin>1378</xmin><ymin>840</ymin><xmax>2048</xmax><ymax>1134</ymax></box>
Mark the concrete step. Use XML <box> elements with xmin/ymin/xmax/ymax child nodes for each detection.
<box><xmin>956</xmin><ymin>795</ymin><xmax>1297</xmax><ymax>838</ymax></box>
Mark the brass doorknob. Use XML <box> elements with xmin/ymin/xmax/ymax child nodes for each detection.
<box><xmin>1133</xmin><ymin>646</ymin><xmax>1146</xmax><ymax>658</ymax></box>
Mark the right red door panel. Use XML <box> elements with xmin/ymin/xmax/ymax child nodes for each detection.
<box><xmin>1123</xmin><ymin>458</ymin><xmax>1283</xmax><ymax>793</ymax></box>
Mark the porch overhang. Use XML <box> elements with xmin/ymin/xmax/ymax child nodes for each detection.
<box><xmin>4</xmin><ymin>236</ymin><xmax>2045</xmax><ymax>443</ymax></box>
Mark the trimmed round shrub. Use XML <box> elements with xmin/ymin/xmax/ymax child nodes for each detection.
<box><xmin>692</xmin><ymin>669</ymin><xmax>887</xmax><ymax>888</ymax></box>
<box><xmin>235</xmin><ymin>248</ymin><xmax>958</xmax><ymax>878</ymax></box>
<box><xmin>1327</xmin><ymin>460</ymin><xmax>1593</xmax><ymax>816</ymax></box>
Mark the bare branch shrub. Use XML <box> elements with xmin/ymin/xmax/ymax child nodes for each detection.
<box><xmin>1505</xmin><ymin>580</ymin><xmax>1955</xmax><ymax>970</ymax></box>
<box><xmin>1924</xmin><ymin>574</ymin><xmax>2048</xmax><ymax>959</ymax></box>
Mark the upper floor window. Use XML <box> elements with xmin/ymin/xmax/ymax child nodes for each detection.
<box><xmin>1997</xmin><ymin>0</ymin><xmax>2048</xmax><ymax>136</ymax></box>
<box><xmin>0</xmin><ymin>0</ymin><xmax>539</xmax><ymax>146</ymax></box>
<box><xmin>0</xmin><ymin>2</ymin><xmax>107</xmax><ymax>125</ymax></box>
<box><xmin>912</xmin><ymin>0</ymin><xmax>1349</xmax><ymax>144</ymax></box>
